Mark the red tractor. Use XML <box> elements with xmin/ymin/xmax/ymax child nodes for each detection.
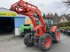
<box><xmin>10</xmin><ymin>0</ymin><xmax>60</xmax><ymax>51</ymax></box>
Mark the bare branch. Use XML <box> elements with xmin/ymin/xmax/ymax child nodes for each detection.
<box><xmin>63</xmin><ymin>0</ymin><xmax>70</xmax><ymax>6</ymax></box>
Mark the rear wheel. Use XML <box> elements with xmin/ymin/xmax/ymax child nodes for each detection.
<box><xmin>52</xmin><ymin>28</ymin><xmax>60</xmax><ymax>43</ymax></box>
<box><xmin>55</xmin><ymin>31</ymin><xmax>60</xmax><ymax>42</ymax></box>
<box><xmin>39</xmin><ymin>33</ymin><xmax>52</xmax><ymax>51</ymax></box>
<box><xmin>24</xmin><ymin>33</ymin><xmax>33</xmax><ymax>47</ymax></box>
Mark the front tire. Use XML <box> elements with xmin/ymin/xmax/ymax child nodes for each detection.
<box><xmin>24</xmin><ymin>33</ymin><xmax>33</xmax><ymax>47</ymax></box>
<box><xmin>39</xmin><ymin>33</ymin><xmax>52</xmax><ymax>51</ymax></box>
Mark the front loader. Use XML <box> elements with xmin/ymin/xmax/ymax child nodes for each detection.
<box><xmin>10</xmin><ymin>0</ymin><xmax>60</xmax><ymax>51</ymax></box>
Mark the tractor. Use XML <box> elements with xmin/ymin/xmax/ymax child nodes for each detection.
<box><xmin>10</xmin><ymin>0</ymin><xmax>60</xmax><ymax>51</ymax></box>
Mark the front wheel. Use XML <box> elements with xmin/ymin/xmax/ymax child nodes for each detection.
<box><xmin>39</xmin><ymin>33</ymin><xmax>52</xmax><ymax>51</ymax></box>
<box><xmin>24</xmin><ymin>33</ymin><xmax>33</xmax><ymax>47</ymax></box>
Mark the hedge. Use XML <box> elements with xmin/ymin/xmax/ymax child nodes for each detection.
<box><xmin>60</xmin><ymin>27</ymin><xmax>70</xmax><ymax>30</ymax></box>
<box><xmin>56</xmin><ymin>22</ymin><xmax>70</xmax><ymax>27</ymax></box>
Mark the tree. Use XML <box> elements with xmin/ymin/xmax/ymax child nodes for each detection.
<box><xmin>64</xmin><ymin>0</ymin><xmax>70</xmax><ymax>6</ymax></box>
<box><xmin>43</xmin><ymin>13</ymin><xmax>46</xmax><ymax>19</ymax></box>
<box><xmin>55</xmin><ymin>13</ymin><xmax>58</xmax><ymax>17</ymax></box>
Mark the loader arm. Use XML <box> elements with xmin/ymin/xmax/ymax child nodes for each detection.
<box><xmin>10</xmin><ymin>0</ymin><xmax>46</xmax><ymax>36</ymax></box>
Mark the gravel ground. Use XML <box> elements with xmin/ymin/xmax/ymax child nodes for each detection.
<box><xmin>0</xmin><ymin>33</ymin><xmax>70</xmax><ymax>52</ymax></box>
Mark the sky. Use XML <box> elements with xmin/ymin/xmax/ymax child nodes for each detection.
<box><xmin>0</xmin><ymin>0</ymin><xmax>70</xmax><ymax>15</ymax></box>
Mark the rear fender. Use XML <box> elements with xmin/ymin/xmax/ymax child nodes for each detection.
<box><xmin>51</xmin><ymin>26</ymin><xmax>57</xmax><ymax>32</ymax></box>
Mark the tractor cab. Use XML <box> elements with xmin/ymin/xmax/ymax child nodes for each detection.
<box><xmin>44</xmin><ymin>16</ymin><xmax>54</xmax><ymax>32</ymax></box>
<box><xmin>45</xmin><ymin>18</ymin><xmax>53</xmax><ymax>28</ymax></box>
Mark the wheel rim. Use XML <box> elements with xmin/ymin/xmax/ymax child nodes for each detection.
<box><xmin>45</xmin><ymin>37</ymin><xmax>51</xmax><ymax>48</ymax></box>
<box><xmin>56</xmin><ymin>31</ymin><xmax>60</xmax><ymax>41</ymax></box>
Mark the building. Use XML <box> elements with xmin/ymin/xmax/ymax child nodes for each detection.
<box><xmin>59</xmin><ymin>15</ymin><xmax>70</xmax><ymax>23</ymax></box>
<box><xmin>0</xmin><ymin>8</ymin><xmax>26</xmax><ymax>36</ymax></box>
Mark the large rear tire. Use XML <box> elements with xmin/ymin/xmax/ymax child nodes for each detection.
<box><xmin>24</xmin><ymin>33</ymin><xmax>33</xmax><ymax>47</ymax></box>
<box><xmin>39</xmin><ymin>33</ymin><xmax>52</xmax><ymax>51</ymax></box>
<box><xmin>52</xmin><ymin>28</ymin><xmax>60</xmax><ymax>43</ymax></box>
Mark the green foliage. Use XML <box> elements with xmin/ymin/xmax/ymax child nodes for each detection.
<box><xmin>60</xmin><ymin>27</ymin><xmax>70</xmax><ymax>30</ymax></box>
<box><xmin>57</xmin><ymin>22</ymin><xmax>70</xmax><ymax>27</ymax></box>
<box><xmin>43</xmin><ymin>13</ymin><xmax>46</xmax><ymax>19</ymax></box>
